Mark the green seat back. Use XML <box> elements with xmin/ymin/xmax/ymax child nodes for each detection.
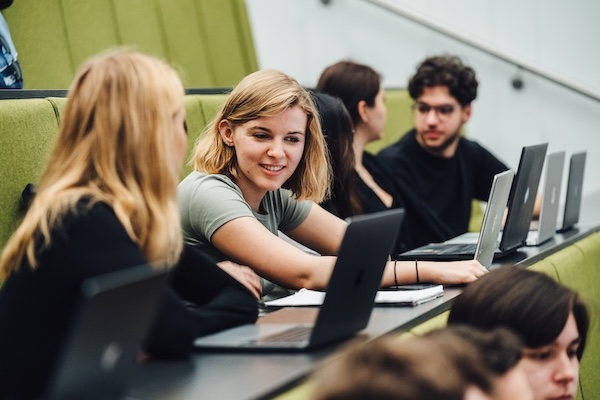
<box><xmin>0</xmin><ymin>99</ymin><xmax>59</xmax><ymax>253</ymax></box>
<box><xmin>4</xmin><ymin>0</ymin><xmax>258</xmax><ymax>89</ymax></box>
<box><xmin>366</xmin><ymin>89</ymin><xmax>413</xmax><ymax>154</ymax></box>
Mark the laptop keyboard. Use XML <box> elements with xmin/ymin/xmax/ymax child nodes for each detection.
<box><xmin>439</xmin><ymin>243</ymin><xmax>476</xmax><ymax>255</ymax></box>
<box><xmin>251</xmin><ymin>326</ymin><xmax>312</xmax><ymax>345</ymax></box>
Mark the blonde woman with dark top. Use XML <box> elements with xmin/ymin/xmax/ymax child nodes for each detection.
<box><xmin>0</xmin><ymin>50</ymin><xmax>259</xmax><ymax>399</ymax></box>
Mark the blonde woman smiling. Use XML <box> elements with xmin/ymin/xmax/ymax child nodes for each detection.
<box><xmin>179</xmin><ymin>69</ymin><xmax>486</xmax><ymax>298</ymax></box>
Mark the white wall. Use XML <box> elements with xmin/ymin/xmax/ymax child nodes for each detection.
<box><xmin>245</xmin><ymin>0</ymin><xmax>600</xmax><ymax>203</ymax></box>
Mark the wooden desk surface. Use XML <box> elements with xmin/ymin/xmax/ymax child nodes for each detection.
<box><xmin>128</xmin><ymin>226</ymin><xmax>597</xmax><ymax>400</ymax></box>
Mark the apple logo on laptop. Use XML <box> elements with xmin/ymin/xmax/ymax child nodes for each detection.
<box><xmin>523</xmin><ymin>187</ymin><xmax>530</xmax><ymax>205</ymax></box>
<box><xmin>551</xmin><ymin>186</ymin><xmax>557</xmax><ymax>204</ymax></box>
<box><xmin>100</xmin><ymin>342</ymin><xmax>123</xmax><ymax>372</ymax></box>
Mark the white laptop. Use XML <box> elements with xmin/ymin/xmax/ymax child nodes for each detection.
<box><xmin>194</xmin><ymin>208</ymin><xmax>405</xmax><ymax>352</ymax></box>
<box><xmin>526</xmin><ymin>151</ymin><xmax>566</xmax><ymax>246</ymax></box>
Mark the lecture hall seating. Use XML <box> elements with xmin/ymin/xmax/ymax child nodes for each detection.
<box><xmin>1</xmin><ymin>1</ymin><xmax>598</xmax><ymax>397</ymax></box>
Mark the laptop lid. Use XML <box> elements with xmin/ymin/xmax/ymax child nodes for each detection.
<box><xmin>193</xmin><ymin>208</ymin><xmax>405</xmax><ymax>351</ymax></box>
<box><xmin>526</xmin><ymin>151</ymin><xmax>566</xmax><ymax>246</ymax></box>
<box><xmin>473</xmin><ymin>169</ymin><xmax>514</xmax><ymax>267</ymax></box>
<box><xmin>497</xmin><ymin>143</ymin><xmax>548</xmax><ymax>254</ymax></box>
<box><xmin>45</xmin><ymin>265</ymin><xmax>167</xmax><ymax>400</ymax></box>
<box><xmin>558</xmin><ymin>151</ymin><xmax>586</xmax><ymax>232</ymax></box>
<box><xmin>393</xmin><ymin>170</ymin><xmax>513</xmax><ymax>264</ymax></box>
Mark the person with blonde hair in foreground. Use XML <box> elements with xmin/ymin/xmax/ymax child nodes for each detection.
<box><xmin>0</xmin><ymin>49</ymin><xmax>259</xmax><ymax>399</ymax></box>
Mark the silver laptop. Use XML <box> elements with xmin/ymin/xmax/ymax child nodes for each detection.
<box><xmin>194</xmin><ymin>208</ymin><xmax>405</xmax><ymax>352</ymax></box>
<box><xmin>415</xmin><ymin>143</ymin><xmax>548</xmax><ymax>259</ymax></box>
<box><xmin>526</xmin><ymin>151</ymin><xmax>565</xmax><ymax>246</ymax></box>
<box><xmin>557</xmin><ymin>151</ymin><xmax>586</xmax><ymax>232</ymax></box>
<box><xmin>45</xmin><ymin>265</ymin><xmax>167</xmax><ymax>400</ymax></box>
<box><xmin>393</xmin><ymin>170</ymin><xmax>513</xmax><ymax>267</ymax></box>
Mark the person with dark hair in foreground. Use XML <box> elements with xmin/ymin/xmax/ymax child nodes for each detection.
<box><xmin>312</xmin><ymin>325</ymin><xmax>533</xmax><ymax>400</ymax></box>
<box><xmin>448</xmin><ymin>266</ymin><xmax>589</xmax><ymax>400</ymax></box>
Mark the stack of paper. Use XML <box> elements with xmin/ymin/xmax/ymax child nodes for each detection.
<box><xmin>265</xmin><ymin>285</ymin><xmax>444</xmax><ymax>308</ymax></box>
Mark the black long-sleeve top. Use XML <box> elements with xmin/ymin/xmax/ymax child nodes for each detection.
<box><xmin>0</xmin><ymin>202</ymin><xmax>258</xmax><ymax>399</ymax></box>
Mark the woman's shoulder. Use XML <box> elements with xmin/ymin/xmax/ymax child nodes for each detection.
<box><xmin>54</xmin><ymin>199</ymin><xmax>127</xmax><ymax>243</ymax></box>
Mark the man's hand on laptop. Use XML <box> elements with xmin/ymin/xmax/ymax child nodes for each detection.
<box><xmin>217</xmin><ymin>261</ymin><xmax>262</xmax><ymax>299</ymax></box>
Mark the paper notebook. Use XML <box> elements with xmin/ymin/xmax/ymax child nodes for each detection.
<box><xmin>264</xmin><ymin>285</ymin><xmax>444</xmax><ymax>307</ymax></box>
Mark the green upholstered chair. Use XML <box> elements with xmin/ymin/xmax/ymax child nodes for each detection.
<box><xmin>181</xmin><ymin>95</ymin><xmax>208</xmax><ymax>179</ymax></box>
<box><xmin>4</xmin><ymin>0</ymin><xmax>258</xmax><ymax>89</ymax></box>
<box><xmin>528</xmin><ymin>258</ymin><xmax>559</xmax><ymax>281</ymax></box>
<box><xmin>0</xmin><ymin>99</ymin><xmax>59</xmax><ymax>254</ymax></box>
<box><xmin>180</xmin><ymin>94</ymin><xmax>228</xmax><ymax>179</ymax></box>
<box><xmin>271</xmin><ymin>380</ymin><xmax>316</xmax><ymax>400</ymax></box>
<box><xmin>556</xmin><ymin>233</ymin><xmax>600</xmax><ymax>400</ymax></box>
<box><xmin>60</xmin><ymin>1</ymin><xmax>123</xmax><ymax>70</ymax></box>
<box><xmin>193</xmin><ymin>0</ymin><xmax>259</xmax><ymax>87</ymax></box>
<box><xmin>2</xmin><ymin>0</ymin><xmax>75</xmax><ymax>89</ymax></box>
<box><xmin>407</xmin><ymin>310</ymin><xmax>450</xmax><ymax>336</ymax></box>
<box><xmin>195</xmin><ymin>93</ymin><xmax>229</xmax><ymax>127</ymax></box>
<box><xmin>366</xmin><ymin>89</ymin><xmax>413</xmax><ymax>155</ymax></box>
<box><xmin>44</xmin><ymin>95</ymin><xmax>212</xmax><ymax>180</ymax></box>
<box><xmin>156</xmin><ymin>0</ymin><xmax>215</xmax><ymax>87</ymax></box>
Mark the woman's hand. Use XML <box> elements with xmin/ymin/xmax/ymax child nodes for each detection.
<box><xmin>217</xmin><ymin>260</ymin><xmax>262</xmax><ymax>299</ymax></box>
<box><xmin>419</xmin><ymin>259</ymin><xmax>488</xmax><ymax>285</ymax></box>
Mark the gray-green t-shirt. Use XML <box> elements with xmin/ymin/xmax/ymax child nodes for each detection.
<box><xmin>178</xmin><ymin>171</ymin><xmax>312</xmax><ymax>295</ymax></box>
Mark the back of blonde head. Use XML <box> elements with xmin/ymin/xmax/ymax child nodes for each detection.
<box><xmin>1</xmin><ymin>49</ymin><xmax>184</xmax><ymax>277</ymax></box>
<box><xmin>191</xmin><ymin>69</ymin><xmax>331</xmax><ymax>202</ymax></box>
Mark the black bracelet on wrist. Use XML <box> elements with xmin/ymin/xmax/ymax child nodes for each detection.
<box><xmin>394</xmin><ymin>259</ymin><xmax>399</xmax><ymax>288</ymax></box>
<box><xmin>415</xmin><ymin>260</ymin><xmax>420</xmax><ymax>283</ymax></box>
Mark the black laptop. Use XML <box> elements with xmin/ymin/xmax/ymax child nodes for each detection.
<box><xmin>193</xmin><ymin>208</ymin><xmax>405</xmax><ymax>352</ymax></box>
<box><xmin>557</xmin><ymin>151</ymin><xmax>586</xmax><ymax>232</ymax></box>
<box><xmin>396</xmin><ymin>143</ymin><xmax>548</xmax><ymax>261</ymax></box>
<box><xmin>45</xmin><ymin>265</ymin><xmax>168</xmax><ymax>400</ymax></box>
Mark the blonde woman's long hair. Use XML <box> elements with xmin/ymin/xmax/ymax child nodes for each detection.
<box><xmin>192</xmin><ymin>69</ymin><xmax>331</xmax><ymax>202</ymax></box>
<box><xmin>0</xmin><ymin>50</ymin><xmax>184</xmax><ymax>278</ymax></box>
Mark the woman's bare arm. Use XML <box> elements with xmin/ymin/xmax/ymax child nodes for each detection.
<box><xmin>381</xmin><ymin>259</ymin><xmax>488</xmax><ymax>287</ymax></box>
<box><xmin>210</xmin><ymin>215</ymin><xmax>338</xmax><ymax>290</ymax></box>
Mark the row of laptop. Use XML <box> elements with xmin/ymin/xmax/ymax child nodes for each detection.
<box><xmin>397</xmin><ymin>144</ymin><xmax>587</xmax><ymax>267</ymax></box>
<box><xmin>44</xmin><ymin>144</ymin><xmax>587</xmax><ymax>398</ymax></box>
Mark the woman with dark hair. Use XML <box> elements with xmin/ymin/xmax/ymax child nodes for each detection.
<box><xmin>316</xmin><ymin>61</ymin><xmax>394</xmax><ymax>219</ymax></box>
<box><xmin>448</xmin><ymin>266</ymin><xmax>589</xmax><ymax>400</ymax></box>
<box><xmin>316</xmin><ymin>60</ymin><xmax>455</xmax><ymax>253</ymax></box>
<box><xmin>311</xmin><ymin>91</ymin><xmax>362</xmax><ymax>219</ymax></box>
